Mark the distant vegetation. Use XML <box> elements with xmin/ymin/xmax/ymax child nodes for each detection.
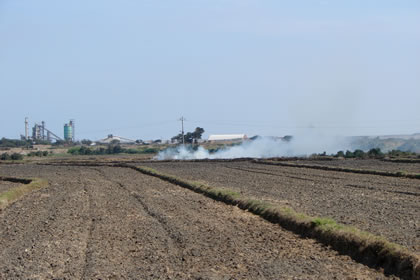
<box><xmin>315</xmin><ymin>148</ymin><xmax>419</xmax><ymax>159</ymax></box>
<box><xmin>27</xmin><ymin>151</ymin><xmax>50</xmax><ymax>157</ymax></box>
<box><xmin>0</xmin><ymin>138</ymin><xmax>31</xmax><ymax>148</ymax></box>
<box><xmin>67</xmin><ymin>144</ymin><xmax>160</xmax><ymax>155</ymax></box>
<box><xmin>0</xmin><ymin>153</ymin><xmax>24</xmax><ymax>161</ymax></box>
<box><xmin>0</xmin><ymin>137</ymin><xmax>77</xmax><ymax>147</ymax></box>
<box><xmin>171</xmin><ymin>127</ymin><xmax>204</xmax><ymax>144</ymax></box>
<box><xmin>350</xmin><ymin>136</ymin><xmax>420</xmax><ymax>153</ymax></box>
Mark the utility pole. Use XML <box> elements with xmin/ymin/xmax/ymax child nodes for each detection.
<box><xmin>179</xmin><ymin>117</ymin><xmax>186</xmax><ymax>145</ymax></box>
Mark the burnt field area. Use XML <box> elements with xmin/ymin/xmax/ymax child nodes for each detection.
<box><xmin>143</xmin><ymin>160</ymin><xmax>420</xmax><ymax>253</ymax></box>
<box><xmin>0</xmin><ymin>163</ymin><xmax>399</xmax><ymax>279</ymax></box>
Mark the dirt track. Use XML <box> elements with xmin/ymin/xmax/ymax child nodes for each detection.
<box><xmin>0</xmin><ymin>164</ymin><xmax>393</xmax><ymax>279</ymax></box>
<box><xmin>143</xmin><ymin>161</ymin><xmax>420</xmax><ymax>253</ymax></box>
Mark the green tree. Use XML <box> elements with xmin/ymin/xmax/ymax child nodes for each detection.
<box><xmin>81</xmin><ymin>139</ymin><xmax>92</xmax><ymax>145</ymax></box>
<box><xmin>345</xmin><ymin>150</ymin><xmax>354</xmax><ymax>158</ymax></box>
<box><xmin>336</xmin><ymin>151</ymin><xmax>345</xmax><ymax>158</ymax></box>
<box><xmin>368</xmin><ymin>148</ymin><xmax>383</xmax><ymax>158</ymax></box>
<box><xmin>171</xmin><ymin>127</ymin><xmax>205</xmax><ymax>144</ymax></box>
<box><xmin>353</xmin><ymin>149</ymin><xmax>366</xmax><ymax>158</ymax></box>
<box><xmin>10</xmin><ymin>153</ymin><xmax>23</xmax><ymax>160</ymax></box>
<box><xmin>192</xmin><ymin>127</ymin><xmax>204</xmax><ymax>141</ymax></box>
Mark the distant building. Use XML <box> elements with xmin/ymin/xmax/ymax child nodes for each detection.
<box><xmin>97</xmin><ymin>134</ymin><xmax>136</xmax><ymax>144</ymax></box>
<box><xmin>208</xmin><ymin>134</ymin><xmax>248</xmax><ymax>142</ymax></box>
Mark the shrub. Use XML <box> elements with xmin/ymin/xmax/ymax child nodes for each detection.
<box><xmin>0</xmin><ymin>153</ymin><xmax>11</xmax><ymax>160</ymax></box>
<box><xmin>10</xmin><ymin>153</ymin><xmax>23</xmax><ymax>160</ymax></box>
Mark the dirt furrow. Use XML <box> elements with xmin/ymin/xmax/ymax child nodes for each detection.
<box><xmin>99</xmin><ymin>166</ymin><xmax>394</xmax><ymax>279</ymax></box>
<box><xmin>0</xmin><ymin>163</ymin><xmax>402</xmax><ymax>279</ymax></box>
<box><xmin>225</xmin><ymin>165</ymin><xmax>420</xmax><ymax>197</ymax></box>
<box><xmin>80</xmin><ymin>182</ymin><xmax>95</xmax><ymax>280</ymax></box>
<box><xmin>77</xmin><ymin>168</ymin><xmax>186</xmax><ymax>279</ymax></box>
<box><xmin>0</xmin><ymin>168</ymin><xmax>91</xmax><ymax>279</ymax></box>
<box><xmin>240</xmin><ymin>163</ymin><xmax>419</xmax><ymax>191</ymax></box>
<box><xmin>141</xmin><ymin>161</ymin><xmax>420</xmax><ymax>252</ymax></box>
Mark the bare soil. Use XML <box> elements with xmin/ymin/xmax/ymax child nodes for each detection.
<box><xmin>289</xmin><ymin>159</ymin><xmax>420</xmax><ymax>174</ymax></box>
<box><xmin>0</xmin><ymin>181</ymin><xmax>22</xmax><ymax>193</ymax></box>
<box><xmin>0</xmin><ymin>163</ymin><xmax>394</xmax><ymax>279</ymax></box>
<box><xmin>142</xmin><ymin>161</ymin><xmax>420</xmax><ymax>253</ymax></box>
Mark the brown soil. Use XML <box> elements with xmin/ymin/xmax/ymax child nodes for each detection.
<box><xmin>0</xmin><ymin>181</ymin><xmax>22</xmax><ymax>193</ymax></box>
<box><xmin>142</xmin><ymin>161</ymin><xmax>420</xmax><ymax>253</ymax></box>
<box><xmin>0</xmin><ymin>163</ymin><xmax>394</xmax><ymax>279</ymax></box>
<box><xmin>289</xmin><ymin>159</ymin><xmax>420</xmax><ymax>174</ymax></box>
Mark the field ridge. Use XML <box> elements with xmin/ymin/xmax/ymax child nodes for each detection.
<box><xmin>0</xmin><ymin>177</ymin><xmax>48</xmax><ymax>210</ymax></box>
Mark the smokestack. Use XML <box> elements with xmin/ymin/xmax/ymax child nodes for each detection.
<box><xmin>25</xmin><ymin>117</ymin><xmax>29</xmax><ymax>140</ymax></box>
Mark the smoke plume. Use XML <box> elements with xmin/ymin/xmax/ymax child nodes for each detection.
<box><xmin>155</xmin><ymin>133</ymin><xmax>351</xmax><ymax>160</ymax></box>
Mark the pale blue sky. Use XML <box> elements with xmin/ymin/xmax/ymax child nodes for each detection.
<box><xmin>1</xmin><ymin>0</ymin><xmax>419</xmax><ymax>140</ymax></box>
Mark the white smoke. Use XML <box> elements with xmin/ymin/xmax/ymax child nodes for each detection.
<box><xmin>155</xmin><ymin>133</ymin><xmax>351</xmax><ymax>160</ymax></box>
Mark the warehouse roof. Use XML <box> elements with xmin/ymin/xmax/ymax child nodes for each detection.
<box><xmin>97</xmin><ymin>134</ymin><xmax>135</xmax><ymax>144</ymax></box>
<box><xmin>208</xmin><ymin>134</ymin><xmax>247</xmax><ymax>141</ymax></box>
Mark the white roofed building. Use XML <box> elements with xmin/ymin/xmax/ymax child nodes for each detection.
<box><xmin>208</xmin><ymin>134</ymin><xmax>247</xmax><ymax>142</ymax></box>
<box><xmin>97</xmin><ymin>134</ymin><xmax>136</xmax><ymax>144</ymax></box>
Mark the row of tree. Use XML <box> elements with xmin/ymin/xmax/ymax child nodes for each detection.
<box><xmin>67</xmin><ymin>143</ymin><xmax>159</xmax><ymax>156</ymax></box>
<box><xmin>0</xmin><ymin>138</ymin><xmax>31</xmax><ymax>148</ymax></box>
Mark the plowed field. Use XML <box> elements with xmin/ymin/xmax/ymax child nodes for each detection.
<box><xmin>0</xmin><ymin>163</ymin><xmax>396</xmax><ymax>279</ymax></box>
<box><xmin>288</xmin><ymin>159</ymin><xmax>420</xmax><ymax>174</ymax></box>
<box><xmin>143</xmin><ymin>161</ymin><xmax>420</xmax><ymax>253</ymax></box>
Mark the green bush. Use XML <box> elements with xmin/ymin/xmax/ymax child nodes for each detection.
<box><xmin>0</xmin><ymin>153</ymin><xmax>11</xmax><ymax>160</ymax></box>
<box><xmin>10</xmin><ymin>153</ymin><xmax>23</xmax><ymax>160</ymax></box>
<box><xmin>27</xmin><ymin>151</ymin><xmax>50</xmax><ymax>157</ymax></box>
<box><xmin>0</xmin><ymin>153</ymin><xmax>23</xmax><ymax>160</ymax></box>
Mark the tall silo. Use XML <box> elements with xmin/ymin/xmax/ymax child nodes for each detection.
<box><xmin>64</xmin><ymin>123</ymin><xmax>73</xmax><ymax>141</ymax></box>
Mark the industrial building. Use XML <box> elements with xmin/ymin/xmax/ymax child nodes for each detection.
<box><xmin>97</xmin><ymin>134</ymin><xmax>136</xmax><ymax>144</ymax></box>
<box><xmin>22</xmin><ymin>118</ymin><xmax>75</xmax><ymax>143</ymax></box>
<box><xmin>208</xmin><ymin>134</ymin><xmax>248</xmax><ymax>142</ymax></box>
<box><xmin>64</xmin><ymin>120</ymin><xmax>75</xmax><ymax>142</ymax></box>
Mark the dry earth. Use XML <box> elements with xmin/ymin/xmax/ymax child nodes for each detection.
<box><xmin>288</xmin><ymin>159</ymin><xmax>420</xmax><ymax>174</ymax></box>
<box><xmin>0</xmin><ymin>163</ymin><xmax>395</xmax><ymax>279</ymax></box>
<box><xmin>0</xmin><ymin>180</ymin><xmax>22</xmax><ymax>193</ymax></box>
<box><xmin>142</xmin><ymin>161</ymin><xmax>420</xmax><ymax>253</ymax></box>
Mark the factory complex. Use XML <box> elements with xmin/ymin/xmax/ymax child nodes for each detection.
<box><xmin>19</xmin><ymin>118</ymin><xmax>251</xmax><ymax>146</ymax></box>
<box><xmin>22</xmin><ymin>118</ymin><xmax>75</xmax><ymax>143</ymax></box>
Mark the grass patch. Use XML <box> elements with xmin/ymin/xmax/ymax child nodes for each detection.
<box><xmin>0</xmin><ymin>178</ymin><xmax>48</xmax><ymax>210</ymax></box>
<box><xmin>134</xmin><ymin>165</ymin><xmax>420</xmax><ymax>280</ymax></box>
<box><xmin>312</xmin><ymin>217</ymin><xmax>341</xmax><ymax>228</ymax></box>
